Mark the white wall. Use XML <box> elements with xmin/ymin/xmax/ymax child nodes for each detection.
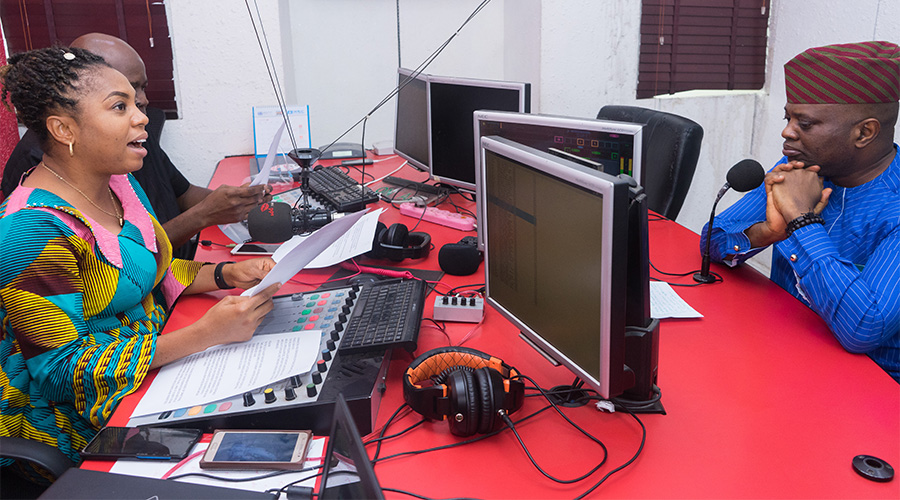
<box><xmin>161</xmin><ymin>0</ymin><xmax>899</xmax><ymax>272</ymax></box>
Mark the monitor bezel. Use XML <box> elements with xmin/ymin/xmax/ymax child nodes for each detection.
<box><xmin>473</xmin><ymin>110</ymin><xmax>644</xmax><ymax>252</ymax></box>
<box><xmin>393</xmin><ymin>67</ymin><xmax>431</xmax><ymax>172</ymax></box>
<box><xmin>479</xmin><ymin>135</ymin><xmax>630</xmax><ymax>399</ymax></box>
<box><xmin>318</xmin><ymin>395</ymin><xmax>384</xmax><ymax>500</ymax></box>
<box><xmin>427</xmin><ymin>74</ymin><xmax>531</xmax><ymax>191</ymax></box>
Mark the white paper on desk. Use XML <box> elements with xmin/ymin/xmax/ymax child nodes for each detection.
<box><xmin>243</xmin><ymin>209</ymin><xmax>371</xmax><ymax>296</ymax></box>
<box><xmin>218</xmin><ymin>221</ymin><xmax>251</xmax><ymax>244</ymax></box>
<box><xmin>109</xmin><ymin>438</ymin><xmax>324</xmax><ymax>498</ymax></box>
<box><xmin>131</xmin><ymin>330</ymin><xmax>320</xmax><ymax>418</ymax></box>
<box><xmin>271</xmin><ymin>209</ymin><xmax>381</xmax><ymax>268</ymax></box>
<box><xmin>250</xmin><ymin>121</ymin><xmax>286</xmax><ymax>187</ymax></box>
<box><xmin>650</xmin><ymin>281</ymin><xmax>703</xmax><ymax>319</ymax></box>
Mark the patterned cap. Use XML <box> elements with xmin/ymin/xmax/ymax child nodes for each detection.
<box><xmin>785</xmin><ymin>41</ymin><xmax>900</xmax><ymax>104</ymax></box>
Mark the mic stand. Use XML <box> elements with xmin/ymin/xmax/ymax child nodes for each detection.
<box><xmin>693</xmin><ymin>183</ymin><xmax>730</xmax><ymax>284</ymax></box>
<box><xmin>288</xmin><ymin>148</ymin><xmax>333</xmax><ymax>233</ymax></box>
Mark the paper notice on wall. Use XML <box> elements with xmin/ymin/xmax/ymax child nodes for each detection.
<box><xmin>252</xmin><ymin>105</ymin><xmax>311</xmax><ymax>158</ymax></box>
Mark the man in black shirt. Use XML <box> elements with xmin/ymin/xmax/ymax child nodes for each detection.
<box><xmin>1</xmin><ymin>33</ymin><xmax>270</xmax><ymax>259</ymax></box>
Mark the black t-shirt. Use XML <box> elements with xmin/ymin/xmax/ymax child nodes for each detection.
<box><xmin>1</xmin><ymin>111</ymin><xmax>196</xmax><ymax>259</ymax></box>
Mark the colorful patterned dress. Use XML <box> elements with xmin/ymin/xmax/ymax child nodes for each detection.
<box><xmin>0</xmin><ymin>173</ymin><xmax>203</xmax><ymax>480</ymax></box>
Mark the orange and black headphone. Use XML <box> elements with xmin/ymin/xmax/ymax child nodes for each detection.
<box><xmin>403</xmin><ymin>347</ymin><xmax>525</xmax><ymax>437</ymax></box>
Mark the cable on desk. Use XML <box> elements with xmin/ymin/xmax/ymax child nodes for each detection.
<box><xmin>572</xmin><ymin>402</ymin><xmax>647</xmax><ymax>500</ymax></box>
<box><xmin>365</xmin><ymin>159</ymin><xmax>407</xmax><ymax>188</ymax></box>
<box><xmin>612</xmin><ymin>385</ymin><xmax>663</xmax><ymax>412</ymax></box>
<box><xmin>166</xmin><ymin>467</ymin><xmax>302</xmax><ymax>483</ymax></box>
<box><xmin>650</xmin><ymin>259</ymin><xmax>723</xmax><ymax>286</ymax></box>
<box><xmin>434</xmin><ymin>182</ymin><xmax>476</xmax><ymax>204</ymax></box>
<box><xmin>199</xmin><ymin>240</ymin><xmax>236</xmax><ymax>248</ymax></box>
<box><xmin>420</xmin><ymin>318</ymin><xmax>452</xmax><ymax>345</ymax></box>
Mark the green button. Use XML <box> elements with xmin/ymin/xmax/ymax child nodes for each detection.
<box><xmin>302</xmin><ymin>309</ymin><xmax>312</xmax><ymax>315</ymax></box>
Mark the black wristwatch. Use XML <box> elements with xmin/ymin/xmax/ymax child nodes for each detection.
<box><xmin>785</xmin><ymin>212</ymin><xmax>825</xmax><ymax>236</ymax></box>
<box><xmin>214</xmin><ymin>261</ymin><xmax>236</xmax><ymax>289</ymax></box>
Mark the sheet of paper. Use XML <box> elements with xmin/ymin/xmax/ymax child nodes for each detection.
<box><xmin>649</xmin><ymin>281</ymin><xmax>703</xmax><ymax>319</ymax></box>
<box><xmin>219</xmin><ymin>221</ymin><xmax>251</xmax><ymax>244</ymax></box>
<box><xmin>250</xmin><ymin>121</ymin><xmax>286</xmax><ymax>186</ymax></box>
<box><xmin>131</xmin><ymin>330</ymin><xmax>321</xmax><ymax>418</ymax></box>
<box><xmin>109</xmin><ymin>438</ymin><xmax>325</xmax><ymax>498</ymax></box>
<box><xmin>243</xmin><ymin>209</ymin><xmax>370</xmax><ymax>296</ymax></box>
<box><xmin>271</xmin><ymin>209</ymin><xmax>381</xmax><ymax>268</ymax></box>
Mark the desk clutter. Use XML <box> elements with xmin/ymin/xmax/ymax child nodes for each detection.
<box><xmin>127</xmin><ymin>279</ymin><xmax>425</xmax><ymax>435</ymax></box>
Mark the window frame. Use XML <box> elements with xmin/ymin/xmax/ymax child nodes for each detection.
<box><xmin>638</xmin><ymin>0</ymin><xmax>770</xmax><ymax>99</ymax></box>
<box><xmin>0</xmin><ymin>0</ymin><xmax>178</xmax><ymax>118</ymax></box>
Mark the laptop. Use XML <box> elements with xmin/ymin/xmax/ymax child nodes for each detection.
<box><xmin>42</xmin><ymin>394</ymin><xmax>382</xmax><ymax>499</ymax></box>
<box><xmin>318</xmin><ymin>394</ymin><xmax>385</xmax><ymax>500</ymax></box>
<box><xmin>39</xmin><ymin>467</ymin><xmax>273</xmax><ymax>499</ymax></box>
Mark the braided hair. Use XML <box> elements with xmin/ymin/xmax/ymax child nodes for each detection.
<box><xmin>0</xmin><ymin>46</ymin><xmax>109</xmax><ymax>143</ymax></box>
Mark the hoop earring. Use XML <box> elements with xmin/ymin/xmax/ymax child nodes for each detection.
<box><xmin>68</xmin><ymin>141</ymin><xmax>74</xmax><ymax>157</ymax></box>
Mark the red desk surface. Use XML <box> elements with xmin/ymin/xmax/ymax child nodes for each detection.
<box><xmin>88</xmin><ymin>155</ymin><xmax>899</xmax><ymax>499</ymax></box>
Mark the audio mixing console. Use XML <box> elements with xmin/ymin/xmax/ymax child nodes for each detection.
<box><xmin>127</xmin><ymin>284</ymin><xmax>392</xmax><ymax>435</ymax></box>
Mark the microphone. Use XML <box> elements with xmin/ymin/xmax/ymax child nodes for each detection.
<box><xmin>247</xmin><ymin>201</ymin><xmax>336</xmax><ymax>243</ymax></box>
<box><xmin>693</xmin><ymin>159</ymin><xmax>765</xmax><ymax>283</ymax></box>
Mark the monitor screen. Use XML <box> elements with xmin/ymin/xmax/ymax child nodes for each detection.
<box><xmin>319</xmin><ymin>395</ymin><xmax>384</xmax><ymax>500</ymax></box>
<box><xmin>393</xmin><ymin>68</ymin><xmax>430</xmax><ymax>171</ymax></box>
<box><xmin>428</xmin><ymin>75</ymin><xmax>530</xmax><ymax>190</ymax></box>
<box><xmin>480</xmin><ymin>136</ymin><xmax>631</xmax><ymax>399</ymax></box>
<box><xmin>473</xmin><ymin>111</ymin><xmax>643</xmax><ymax>252</ymax></box>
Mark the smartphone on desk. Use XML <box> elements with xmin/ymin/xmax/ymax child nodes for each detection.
<box><xmin>200</xmin><ymin>430</ymin><xmax>312</xmax><ymax>470</ymax></box>
<box><xmin>231</xmin><ymin>242</ymin><xmax>282</xmax><ymax>255</ymax></box>
<box><xmin>80</xmin><ymin>426</ymin><xmax>202</xmax><ymax>461</ymax></box>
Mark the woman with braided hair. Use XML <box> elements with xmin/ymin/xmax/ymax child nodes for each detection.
<box><xmin>0</xmin><ymin>47</ymin><xmax>279</xmax><ymax>483</ymax></box>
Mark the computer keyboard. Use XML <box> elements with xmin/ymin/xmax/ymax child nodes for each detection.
<box><xmin>309</xmin><ymin>166</ymin><xmax>380</xmax><ymax>212</ymax></box>
<box><xmin>338</xmin><ymin>278</ymin><xmax>427</xmax><ymax>354</ymax></box>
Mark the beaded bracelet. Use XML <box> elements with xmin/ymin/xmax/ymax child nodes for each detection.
<box><xmin>785</xmin><ymin>212</ymin><xmax>824</xmax><ymax>237</ymax></box>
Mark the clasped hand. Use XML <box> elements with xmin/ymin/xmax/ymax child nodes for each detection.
<box><xmin>761</xmin><ymin>161</ymin><xmax>832</xmax><ymax>242</ymax></box>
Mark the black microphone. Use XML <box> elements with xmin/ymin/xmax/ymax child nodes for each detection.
<box><xmin>247</xmin><ymin>201</ymin><xmax>335</xmax><ymax>243</ymax></box>
<box><xmin>693</xmin><ymin>159</ymin><xmax>765</xmax><ymax>283</ymax></box>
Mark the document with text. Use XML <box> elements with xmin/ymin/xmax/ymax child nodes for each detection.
<box><xmin>131</xmin><ymin>330</ymin><xmax>321</xmax><ymax>418</ymax></box>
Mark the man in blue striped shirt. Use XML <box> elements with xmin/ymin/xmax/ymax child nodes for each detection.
<box><xmin>702</xmin><ymin>41</ymin><xmax>900</xmax><ymax>382</ymax></box>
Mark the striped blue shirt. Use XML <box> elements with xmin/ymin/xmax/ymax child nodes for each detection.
<box><xmin>702</xmin><ymin>145</ymin><xmax>900</xmax><ymax>382</ymax></box>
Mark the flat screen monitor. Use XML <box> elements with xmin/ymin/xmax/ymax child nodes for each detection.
<box><xmin>473</xmin><ymin>111</ymin><xmax>643</xmax><ymax>252</ymax></box>
<box><xmin>428</xmin><ymin>75</ymin><xmax>530</xmax><ymax>190</ymax></box>
<box><xmin>393</xmin><ymin>67</ymin><xmax>430</xmax><ymax>171</ymax></box>
<box><xmin>480</xmin><ymin>135</ymin><xmax>632</xmax><ymax>399</ymax></box>
<box><xmin>319</xmin><ymin>394</ymin><xmax>384</xmax><ymax>500</ymax></box>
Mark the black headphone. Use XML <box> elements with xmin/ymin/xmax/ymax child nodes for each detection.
<box><xmin>403</xmin><ymin>346</ymin><xmax>525</xmax><ymax>436</ymax></box>
<box><xmin>368</xmin><ymin>222</ymin><xmax>431</xmax><ymax>262</ymax></box>
<box><xmin>438</xmin><ymin>236</ymin><xmax>482</xmax><ymax>276</ymax></box>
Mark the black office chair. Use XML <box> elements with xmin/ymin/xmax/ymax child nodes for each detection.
<box><xmin>0</xmin><ymin>437</ymin><xmax>74</xmax><ymax>499</ymax></box>
<box><xmin>596</xmin><ymin>105</ymin><xmax>703</xmax><ymax>220</ymax></box>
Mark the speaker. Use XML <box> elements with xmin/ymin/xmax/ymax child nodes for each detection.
<box><xmin>368</xmin><ymin>222</ymin><xmax>431</xmax><ymax>262</ymax></box>
<box><xmin>438</xmin><ymin>236</ymin><xmax>482</xmax><ymax>276</ymax></box>
<box><xmin>403</xmin><ymin>347</ymin><xmax>525</xmax><ymax>436</ymax></box>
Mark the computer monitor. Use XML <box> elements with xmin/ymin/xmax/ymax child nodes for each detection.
<box><xmin>319</xmin><ymin>394</ymin><xmax>384</xmax><ymax>500</ymax></box>
<box><xmin>393</xmin><ymin>67</ymin><xmax>431</xmax><ymax>172</ymax></box>
<box><xmin>480</xmin><ymin>136</ymin><xmax>660</xmax><ymax>405</ymax></box>
<box><xmin>428</xmin><ymin>74</ymin><xmax>531</xmax><ymax>190</ymax></box>
<box><xmin>473</xmin><ymin>111</ymin><xmax>644</xmax><ymax>252</ymax></box>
